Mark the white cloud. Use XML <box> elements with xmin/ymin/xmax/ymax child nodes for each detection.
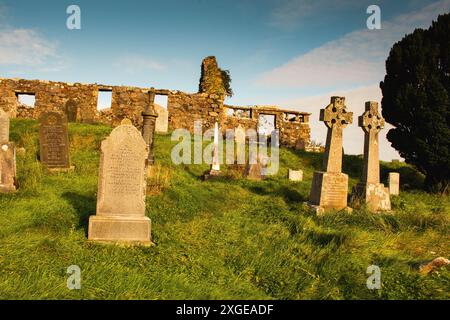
<box><xmin>260</xmin><ymin>0</ymin><xmax>450</xmax><ymax>89</ymax></box>
<box><xmin>0</xmin><ymin>28</ymin><xmax>61</xmax><ymax>67</ymax></box>
<box><xmin>114</xmin><ymin>55</ymin><xmax>166</xmax><ymax>74</ymax></box>
<box><xmin>279</xmin><ymin>84</ymin><xmax>402</xmax><ymax>161</ymax></box>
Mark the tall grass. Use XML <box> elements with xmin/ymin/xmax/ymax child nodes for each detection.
<box><xmin>0</xmin><ymin>119</ymin><xmax>448</xmax><ymax>300</ymax></box>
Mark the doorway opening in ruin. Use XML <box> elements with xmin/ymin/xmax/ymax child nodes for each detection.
<box><xmin>16</xmin><ymin>93</ymin><xmax>36</xmax><ymax>108</ymax></box>
<box><xmin>97</xmin><ymin>90</ymin><xmax>112</xmax><ymax>111</ymax></box>
<box><xmin>258</xmin><ymin>114</ymin><xmax>276</xmax><ymax>137</ymax></box>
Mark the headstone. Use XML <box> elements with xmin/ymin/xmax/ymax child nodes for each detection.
<box><xmin>235</xmin><ymin>125</ymin><xmax>246</xmax><ymax>165</ymax></box>
<box><xmin>351</xmin><ymin>102</ymin><xmax>391</xmax><ymax>211</ymax></box>
<box><xmin>88</xmin><ymin>119</ymin><xmax>151</xmax><ymax>244</ymax></box>
<box><xmin>154</xmin><ymin>104</ymin><xmax>168</xmax><ymax>134</ymax></box>
<box><xmin>0</xmin><ymin>109</ymin><xmax>10</xmax><ymax>144</ymax></box>
<box><xmin>308</xmin><ymin>97</ymin><xmax>353</xmax><ymax>214</ymax></box>
<box><xmin>204</xmin><ymin>122</ymin><xmax>221</xmax><ymax>180</ymax></box>
<box><xmin>65</xmin><ymin>99</ymin><xmax>79</xmax><ymax>122</ymax></box>
<box><xmin>0</xmin><ymin>143</ymin><xmax>17</xmax><ymax>193</ymax></box>
<box><xmin>288</xmin><ymin>169</ymin><xmax>303</xmax><ymax>182</ymax></box>
<box><xmin>0</xmin><ymin>110</ymin><xmax>16</xmax><ymax>193</ymax></box>
<box><xmin>388</xmin><ymin>172</ymin><xmax>400</xmax><ymax>195</ymax></box>
<box><xmin>39</xmin><ymin>112</ymin><xmax>73</xmax><ymax>171</ymax></box>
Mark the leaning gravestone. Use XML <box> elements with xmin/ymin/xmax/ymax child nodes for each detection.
<box><xmin>308</xmin><ymin>97</ymin><xmax>353</xmax><ymax>214</ymax></box>
<box><xmin>388</xmin><ymin>172</ymin><xmax>400</xmax><ymax>195</ymax></box>
<box><xmin>88</xmin><ymin>119</ymin><xmax>151</xmax><ymax>244</ymax></box>
<box><xmin>351</xmin><ymin>102</ymin><xmax>390</xmax><ymax>211</ymax></box>
<box><xmin>0</xmin><ymin>110</ymin><xmax>17</xmax><ymax>193</ymax></box>
<box><xmin>39</xmin><ymin>112</ymin><xmax>73</xmax><ymax>172</ymax></box>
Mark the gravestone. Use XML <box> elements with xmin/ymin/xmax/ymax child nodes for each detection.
<box><xmin>235</xmin><ymin>125</ymin><xmax>246</xmax><ymax>165</ymax></box>
<box><xmin>154</xmin><ymin>104</ymin><xmax>168</xmax><ymax>134</ymax></box>
<box><xmin>288</xmin><ymin>169</ymin><xmax>303</xmax><ymax>182</ymax></box>
<box><xmin>204</xmin><ymin>122</ymin><xmax>221</xmax><ymax>180</ymax></box>
<box><xmin>0</xmin><ymin>109</ymin><xmax>10</xmax><ymax>144</ymax></box>
<box><xmin>65</xmin><ymin>99</ymin><xmax>79</xmax><ymax>122</ymax></box>
<box><xmin>88</xmin><ymin>119</ymin><xmax>151</xmax><ymax>244</ymax></box>
<box><xmin>39</xmin><ymin>112</ymin><xmax>73</xmax><ymax>171</ymax></box>
<box><xmin>351</xmin><ymin>102</ymin><xmax>391</xmax><ymax>211</ymax></box>
<box><xmin>388</xmin><ymin>172</ymin><xmax>400</xmax><ymax>195</ymax></box>
<box><xmin>308</xmin><ymin>97</ymin><xmax>353</xmax><ymax>214</ymax></box>
<box><xmin>0</xmin><ymin>110</ymin><xmax>17</xmax><ymax>193</ymax></box>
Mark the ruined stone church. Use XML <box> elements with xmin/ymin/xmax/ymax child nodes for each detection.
<box><xmin>0</xmin><ymin>56</ymin><xmax>311</xmax><ymax>149</ymax></box>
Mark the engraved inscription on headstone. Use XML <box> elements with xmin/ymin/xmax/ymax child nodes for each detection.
<box><xmin>88</xmin><ymin>119</ymin><xmax>151</xmax><ymax>244</ymax></box>
<box><xmin>39</xmin><ymin>112</ymin><xmax>71</xmax><ymax>170</ymax></box>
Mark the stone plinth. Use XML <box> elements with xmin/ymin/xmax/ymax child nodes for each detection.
<box><xmin>309</xmin><ymin>171</ymin><xmax>348</xmax><ymax>212</ymax></box>
<box><xmin>352</xmin><ymin>183</ymin><xmax>391</xmax><ymax>211</ymax></box>
<box><xmin>88</xmin><ymin>119</ymin><xmax>151</xmax><ymax>245</ymax></box>
<box><xmin>0</xmin><ymin>142</ymin><xmax>17</xmax><ymax>193</ymax></box>
<box><xmin>388</xmin><ymin>172</ymin><xmax>400</xmax><ymax>195</ymax></box>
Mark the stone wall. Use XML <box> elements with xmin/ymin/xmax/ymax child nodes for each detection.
<box><xmin>0</xmin><ymin>75</ymin><xmax>311</xmax><ymax>149</ymax></box>
<box><xmin>0</xmin><ymin>78</ymin><xmax>154</xmax><ymax>128</ymax></box>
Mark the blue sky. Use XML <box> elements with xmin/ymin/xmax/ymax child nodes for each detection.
<box><xmin>1</xmin><ymin>0</ymin><xmax>449</xmax><ymax>159</ymax></box>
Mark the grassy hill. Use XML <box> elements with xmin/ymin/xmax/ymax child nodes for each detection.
<box><xmin>0</xmin><ymin>119</ymin><xmax>448</xmax><ymax>300</ymax></box>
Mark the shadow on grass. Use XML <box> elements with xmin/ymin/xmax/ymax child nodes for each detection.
<box><xmin>245</xmin><ymin>183</ymin><xmax>308</xmax><ymax>204</ymax></box>
<box><xmin>62</xmin><ymin>192</ymin><xmax>96</xmax><ymax>236</ymax></box>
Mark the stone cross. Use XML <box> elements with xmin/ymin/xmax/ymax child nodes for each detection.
<box><xmin>350</xmin><ymin>101</ymin><xmax>390</xmax><ymax>212</ymax></box>
<box><xmin>308</xmin><ymin>97</ymin><xmax>353</xmax><ymax>214</ymax></box>
<box><xmin>141</xmin><ymin>89</ymin><xmax>158</xmax><ymax>166</ymax></box>
<box><xmin>320</xmin><ymin>96</ymin><xmax>353</xmax><ymax>173</ymax></box>
<box><xmin>88</xmin><ymin>118</ymin><xmax>151</xmax><ymax>244</ymax></box>
<box><xmin>0</xmin><ymin>109</ymin><xmax>9</xmax><ymax>144</ymax></box>
<box><xmin>359</xmin><ymin>101</ymin><xmax>385</xmax><ymax>184</ymax></box>
<box><xmin>39</xmin><ymin>111</ymin><xmax>72</xmax><ymax>171</ymax></box>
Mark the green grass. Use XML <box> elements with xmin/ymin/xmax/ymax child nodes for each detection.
<box><xmin>0</xmin><ymin>119</ymin><xmax>448</xmax><ymax>300</ymax></box>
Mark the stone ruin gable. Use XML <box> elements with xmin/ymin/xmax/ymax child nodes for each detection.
<box><xmin>0</xmin><ymin>78</ymin><xmax>155</xmax><ymax>127</ymax></box>
<box><xmin>222</xmin><ymin>104</ymin><xmax>311</xmax><ymax>148</ymax></box>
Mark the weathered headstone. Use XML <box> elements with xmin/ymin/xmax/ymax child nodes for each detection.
<box><xmin>0</xmin><ymin>109</ymin><xmax>10</xmax><ymax>144</ymax></box>
<box><xmin>288</xmin><ymin>169</ymin><xmax>303</xmax><ymax>182</ymax></box>
<box><xmin>65</xmin><ymin>99</ymin><xmax>79</xmax><ymax>122</ymax></box>
<box><xmin>351</xmin><ymin>102</ymin><xmax>391</xmax><ymax>211</ymax></box>
<box><xmin>388</xmin><ymin>172</ymin><xmax>400</xmax><ymax>195</ymax></box>
<box><xmin>39</xmin><ymin>112</ymin><xmax>73</xmax><ymax>171</ymax></box>
<box><xmin>235</xmin><ymin>125</ymin><xmax>246</xmax><ymax>164</ymax></box>
<box><xmin>308</xmin><ymin>97</ymin><xmax>353</xmax><ymax>214</ymax></box>
<box><xmin>154</xmin><ymin>104</ymin><xmax>168</xmax><ymax>134</ymax></box>
<box><xmin>88</xmin><ymin>119</ymin><xmax>151</xmax><ymax>244</ymax></box>
<box><xmin>204</xmin><ymin>122</ymin><xmax>221</xmax><ymax>180</ymax></box>
<box><xmin>0</xmin><ymin>110</ymin><xmax>16</xmax><ymax>193</ymax></box>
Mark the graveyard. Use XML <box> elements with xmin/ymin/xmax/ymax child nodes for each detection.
<box><xmin>0</xmin><ymin>117</ymin><xmax>448</xmax><ymax>299</ymax></box>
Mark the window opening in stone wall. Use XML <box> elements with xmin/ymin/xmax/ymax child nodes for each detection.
<box><xmin>97</xmin><ymin>90</ymin><xmax>112</xmax><ymax>111</ymax></box>
<box><xmin>154</xmin><ymin>95</ymin><xmax>168</xmax><ymax>110</ymax></box>
<box><xmin>16</xmin><ymin>93</ymin><xmax>36</xmax><ymax>108</ymax></box>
